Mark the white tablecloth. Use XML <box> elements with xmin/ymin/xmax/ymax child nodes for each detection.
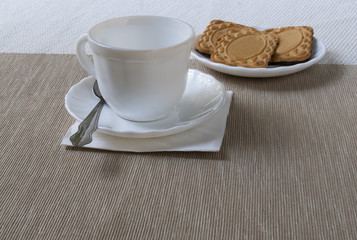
<box><xmin>1</xmin><ymin>0</ymin><xmax>356</xmax><ymax>64</ymax></box>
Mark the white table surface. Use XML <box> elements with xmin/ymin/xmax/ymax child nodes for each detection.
<box><xmin>1</xmin><ymin>0</ymin><xmax>356</xmax><ymax>64</ymax></box>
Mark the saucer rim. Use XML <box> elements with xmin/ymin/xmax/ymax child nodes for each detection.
<box><xmin>191</xmin><ymin>30</ymin><xmax>326</xmax><ymax>78</ymax></box>
<box><xmin>65</xmin><ymin>69</ymin><xmax>226</xmax><ymax>138</ymax></box>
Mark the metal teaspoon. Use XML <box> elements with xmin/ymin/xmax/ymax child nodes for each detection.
<box><xmin>70</xmin><ymin>80</ymin><xmax>105</xmax><ymax>147</ymax></box>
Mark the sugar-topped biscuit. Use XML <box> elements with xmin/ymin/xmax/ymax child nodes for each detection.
<box><xmin>196</xmin><ymin>20</ymin><xmax>257</xmax><ymax>55</ymax></box>
<box><xmin>263</xmin><ymin>26</ymin><xmax>314</xmax><ymax>62</ymax></box>
<box><xmin>211</xmin><ymin>28</ymin><xmax>279</xmax><ymax>68</ymax></box>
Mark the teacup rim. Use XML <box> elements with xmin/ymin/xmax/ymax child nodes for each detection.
<box><xmin>87</xmin><ymin>15</ymin><xmax>195</xmax><ymax>53</ymax></box>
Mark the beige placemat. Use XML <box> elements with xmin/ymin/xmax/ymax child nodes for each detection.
<box><xmin>1</xmin><ymin>53</ymin><xmax>357</xmax><ymax>239</ymax></box>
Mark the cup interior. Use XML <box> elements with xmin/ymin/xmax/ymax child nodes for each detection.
<box><xmin>89</xmin><ymin>16</ymin><xmax>194</xmax><ymax>50</ymax></box>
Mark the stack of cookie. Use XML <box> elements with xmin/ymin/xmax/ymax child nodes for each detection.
<box><xmin>196</xmin><ymin>20</ymin><xmax>314</xmax><ymax>68</ymax></box>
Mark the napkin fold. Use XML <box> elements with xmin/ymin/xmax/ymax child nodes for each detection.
<box><xmin>61</xmin><ymin>91</ymin><xmax>232</xmax><ymax>152</ymax></box>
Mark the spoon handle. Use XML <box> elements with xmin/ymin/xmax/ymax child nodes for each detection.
<box><xmin>70</xmin><ymin>99</ymin><xmax>105</xmax><ymax>147</ymax></box>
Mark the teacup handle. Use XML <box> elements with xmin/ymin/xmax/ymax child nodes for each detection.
<box><xmin>76</xmin><ymin>34</ymin><xmax>96</xmax><ymax>78</ymax></box>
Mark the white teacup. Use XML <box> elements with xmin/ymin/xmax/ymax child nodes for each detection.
<box><xmin>76</xmin><ymin>16</ymin><xmax>195</xmax><ymax>122</ymax></box>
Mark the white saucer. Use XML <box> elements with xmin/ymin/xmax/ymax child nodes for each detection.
<box><xmin>191</xmin><ymin>29</ymin><xmax>326</xmax><ymax>78</ymax></box>
<box><xmin>65</xmin><ymin>69</ymin><xmax>226</xmax><ymax>138</ymax></box>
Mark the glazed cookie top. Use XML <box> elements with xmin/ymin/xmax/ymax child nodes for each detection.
<box><xmin>196</xmin><ymin>20</ymin><xmax>257</xmax><ymax>55</ymax></box>
<box><xmin>263</xmin><ymin>26</ymin><xmax>314</xmax><ymax>62</ymax></box>
<box><xmin>211</xmin><ymin>28</ymin><xmax>279</xmax><ymax>68</ymax></box>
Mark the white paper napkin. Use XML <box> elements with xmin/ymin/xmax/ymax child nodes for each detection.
<box><xmin>61</xmin><ymin>91</ymin><xmax>232</xmax><ymax>152</ymax></box>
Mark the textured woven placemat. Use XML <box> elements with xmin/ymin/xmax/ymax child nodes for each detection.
<box><xmin>1</xmin><ymin>53</ymin><xmax>357</xmax><ymax>239</ymax></box>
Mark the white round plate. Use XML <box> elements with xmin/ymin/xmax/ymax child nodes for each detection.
<box><xmin>65</xmin><ymin>69</ymin><xmax>226</xmax><ymax>138</ymax></box>
<box><xmin>191</xmin><ymin>30</ymin><xmax>326</xmax><ymax>78</ymax></box>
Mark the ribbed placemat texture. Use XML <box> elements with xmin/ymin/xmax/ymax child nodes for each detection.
<box><xmin>1</xmin><ymin>53</ymin><xmax>357</xmax><ymax>239</ymax></box>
